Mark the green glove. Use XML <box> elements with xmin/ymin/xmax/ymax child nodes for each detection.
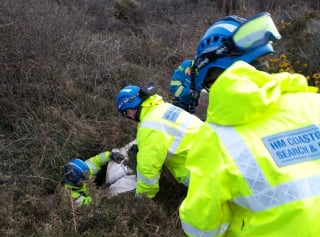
<box><xmin>109</xmin><ymin>151</ymin><xmax>125</xmax><ymax>163</ymax></box>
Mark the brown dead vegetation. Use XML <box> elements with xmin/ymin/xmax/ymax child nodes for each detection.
<box><xmin>1</xmin><ymin>0</ymin><xmax>320</xmax><ymax>236</ymax></box>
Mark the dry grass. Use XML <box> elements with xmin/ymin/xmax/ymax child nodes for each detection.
<box><xmin>1</xmin><ymin>0</ymin><xmax>320</xmax><ymax>236</ymax></box>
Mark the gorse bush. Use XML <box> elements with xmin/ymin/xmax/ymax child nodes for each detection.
<box><xmin>273</xmin><ymin>11</ymin><xmax>320</xmax><ymax>87</ymax></box>
<box><xmin>1</xmin><ymin>0</ymin><xmax>320</xmax><ymax>236</ymax></box>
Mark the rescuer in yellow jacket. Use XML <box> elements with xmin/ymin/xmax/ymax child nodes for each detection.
<box><xmin>63</xmin><ymin>151</ymin><xmax>125</xmax><ymax>206</ymax></box>
<box><xmin>179</xmin><ymin>12</ymin><xmax>320</xmax><ymax>237</ymax></box>
<box><xmin>116</xmin><ymin>83</ymin><xmax>203</xmax><ymax>198</ymax></box>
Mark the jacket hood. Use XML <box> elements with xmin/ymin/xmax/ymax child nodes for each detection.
<box><xmin>207</xmin><ymin>61</ymin><xmax>318</xmax><ymax>125</ymax></box>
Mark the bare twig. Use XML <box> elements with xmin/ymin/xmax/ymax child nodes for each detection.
<box><xmin>16</xmin><ymin>175</ymin><xmax>58</xmax><ymax>184</ymax></box>
<box><xmin>68</xmin><ymin>188</ymin><xmax>78</xmax><ymax>234</ymax></box>
<box><xmin>0</xmin><ymin>22</ymin><xmax>15</xmax><ymax>28</ymax></box>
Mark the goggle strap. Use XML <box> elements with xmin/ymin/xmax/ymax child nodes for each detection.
<box><xmin>194</xmin><ymin>45</ymin><xmax>242</xmax><ymax>70</ymax></box>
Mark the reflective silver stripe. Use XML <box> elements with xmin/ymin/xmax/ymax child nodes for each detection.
<box><xmin>140</xmin><ymin>115</ymin><xmax>193</xmax><ymax>163</ymax></box>
<box><xmin>139</xmin><ymin>110</ymin><xmax>193</xmax><ymax>186</ymax></box>
<box><xmin>235</xmin><ymin>175</ymin><xmax>320</xmax><ymax>212</ymax></box>
<box><xmin>140</xmin><ymin>120</ymin><xmax>183</xmax><ymax>155</ymax></box>
<box><xmin>137</xmin><ymin>170</ymin><xmax>159</xmax><ymax>185</ymax></box>
<box><xmin>99</xmin><ymin>152</ymin><xmax>108</xmax><ymax>164</ymax></box>
<box><xmin>75</xmin><ymin>195</ymin><xmax>85</xmax><ymax>204</ymax></box>
<box><xmin>85</xmin><ymin>160</ymin><xmax>98</xmax><ymax>174</ymax></box>
<box><xmin>181</xmin><ymin>220</ymin><xmax>230</xmax><ymax>237</ymax></box>
<box><xmin>210</xmin><ymin>123</ymin><xmax>320</xmax><ymax>212</ymax></box>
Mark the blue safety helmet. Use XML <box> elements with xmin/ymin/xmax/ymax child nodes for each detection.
<box><xmin>116</xmin><ymin>85</ymin><xmax>142</xmax><ymax>116</ymax></box>
<box><xmin>63</xmin><ymin>158</ymin><xmax>89</xmax><ymax>186</ymax></box>
<box><xmin>195</xmin><ymin>14</ymin><xmax>277</xmax><ymax>91</ymax></box>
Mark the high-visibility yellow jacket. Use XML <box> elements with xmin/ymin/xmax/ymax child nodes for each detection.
<box><xmin>135</xmin><ymin>94</ymin><xmax>203</xmax><ymax>198</ymax></box>
<box><xmin>64</xmin><ymin>151</ymin><xmax>111</xmax><ymax>206</ymax></box>
<box><xmin>179</xmin><ymin>61</ymin><xmax>320</xmax><ymax>237</ymax></box>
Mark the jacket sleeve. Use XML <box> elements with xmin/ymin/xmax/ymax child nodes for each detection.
<box><xmin>85</xmin><ymin>151</ymin><xmax>111</xmax><ymax>177</ymax></box>
<box><xmin>63</xmin><ymin>183</ymin><xmax>92</xmax><ymax>207</ymax></box>
<box><xmin>179</xmin><ymin>123</ymin><xmax>232</xmax><ymax>236</ymax></box>
<box><xmin>135</xmin><ymin>127</ymin><xmax>170</xmax><ymax>198</ymax></box>
<box><xmin>170</xmin><ymin>60</ymin><xmax>193</xmax><ymax>102</ymax></box>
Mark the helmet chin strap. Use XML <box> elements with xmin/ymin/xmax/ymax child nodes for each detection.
<box><xmin>125</xmin><ymin>107</ymin><xmax>142</xmax><ymax>122</ymax></box>
<box><xmin>189</xmin><ymin>48</ymin><xmax>227</xmax><ymax>113</ymax></box>
<box><xmin>133</xmin><ymin>106</ymin><xmax>142</xmax><ymax>122</ymax></box>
